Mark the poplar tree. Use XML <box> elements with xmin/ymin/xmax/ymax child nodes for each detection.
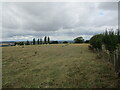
<box><xmin>37</xmin><ymin>39</ymin><xmax>40</xmax><ymax>45</ymax></box>
<box><xmin>117</xmin><ymin>29</ymin><xmax>120</xmax><ymax>44</ymax></box>
<box><xmin>48</xmin><ymin>36</ymin><xmax>50</xmax><ymax>44</ymax></box>
<box><xmin>40</xmin><ymin>38</ymin><xmax>42</xmax><ymax>44</ymax></box>
<box><xmin>44</xmin><ymin>36</ymin><xmax>47</xmax><ymax>44</ymax></box>
<box><xmin>33</xmin><ymin>38</ymin><xmax>36</xmax><ymax>45</ymax></box>
<box><xmin>103</xmin><ymin>30</ymin><xmax>118</xmax><ymax>53</ymax></box>
<box><xmin>26</xmin><ymin>40</ymin><xmax>30</xmax><ymax>45</ymax></box>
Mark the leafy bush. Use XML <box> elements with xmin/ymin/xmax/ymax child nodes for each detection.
<box><xmin>90</xmin><ymin>34</ymin><xmax>103</xmax><ymax>51</ymax></box>
<box><xmin>103</xmin><ymin>30</ymin><xmax>118</xmax><ymax>52</ymax></box>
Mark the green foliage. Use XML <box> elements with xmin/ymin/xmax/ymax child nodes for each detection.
<box><xmin>103</xmin><ymin>30</ymin><xmax>118</xmax><ymax>52</ymax></box>
<box><xmin>90</xmin><ymin>34</ymin><xmax>103</xmax><ymax>51</ymax></box>
<box><xmin>33</xmin><ymin>39</ymin><xmax>35</xmax><ymax>45</ymax></box>
<box><xmin>44</xmin><ymin>36</ymin><xmax>47</xmax><ymax>44</ymax></box>
<box><xmin>14</xmin><ymin>42</ymin><xmax>17</xmax><ymax>46</ymax></box>
<box><xmin>63</xmin><ymin>41</ymin><xmax>68</xmax><ymax>43</ymax></box>
<box><xmin>48</xmin><ymin>37</ymin><xmax>50</xmax><ymax>44</ymax></box>
<box><xmin>37</xmin><ymin>39</ymin><xmax>40</xmax><ymax>45</ymax></box>
<box><xmin>50</xmin><ymin>41</ymin><xmax>58</xmax><ymax>44</ymax></box>
<box><xmin>20</xmin><ymin>42</ymin><xmax>24</xmax><ymax>45</ymax></box>
<box><xmin>90</xmin><ymin>29</ymin><xmax>120</xmax><ymax>52</ymax></box>
<box><xmin>14</xmin><ymin>42</ymin><xmax>24</xmax><ymax>45</ymax></box>
<box><xmin>40</xmin><ymin>38</ymin><xmax>42</xmax><ymax>44</ymax></box>
<box><xmin>84</xmin><ymin>40</ymin><xmax>89</xmax><ymax>43</ymax></box>
<box><xmin>26</xmin><ymin>40</ymin><xmax>30</xmax><ymax>45</ymax></box>
<box><xmin>74</xmin><ymin>37</ymin><xmax>84</xmax><ymax>43</ymax></box>
<box><xmin>116</xmin><ymin>29</ymin><xmax>120</xmax><ymax>44</ymax></box>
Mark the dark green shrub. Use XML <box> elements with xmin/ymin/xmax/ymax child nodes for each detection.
<box><xmin>103</xmin><ymin>30</ymin><xmax>118</xmax><ymax>52</ymax></box>
<box><xmin>116</xmin><ymin>29</ymin><xmax>120</xmax><ymax>44</ymax></box>
<box><xmin>26</xmin><ymin>40</ymin><xmax>30</xmax><ymax>45</ymax></box>
<box><xmin>63</xmin><ymin>41</ymin><xmax>68</xmax><ymax>44</ymax></box>
<box><xmin>50</xmin><ymin>41</ymin><xmax>58</xmax><ymax>44</ymax></box>
<box><xmin>90</xmin><ymin>34</ymin><xmax>103</xmax><ymax>51</ymax></box>
<box><xmin>48</xmin><ymin>36</ymin><xmax>50</xmax><ymax>44</ymax></box>
<box><xmin>84</xmin><ymin>40</ymin><xmax>89</xmax><ymax>43</ymax></box>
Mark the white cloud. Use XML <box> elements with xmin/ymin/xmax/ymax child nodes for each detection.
<box><xmin>2</xmin><ymin>2</ymin><xmax>118</xmax><ymax>41</ymax></box>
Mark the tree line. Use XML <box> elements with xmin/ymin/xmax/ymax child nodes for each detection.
<box><xmin>14</xmin><ymin>36</ymin><xmax>89</xmax><ymax>46</ymax></box>
<box><xmin>89</xmin><ymin>29</ymin><xmax>120</xmax><ymax>74</ymax></box>
<box><xmin>32</xmin><ymin>36</ymin><xmax>50</xmax><ymax>45</ymax></box>
<box><xmin>15</xmin><ymin>36</ymin><xmax>53</xmax><ymax>45</ymax></box>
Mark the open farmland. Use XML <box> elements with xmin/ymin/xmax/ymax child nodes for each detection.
<box><xmin>2</xmin><ymin>44</ymin><xmax>119</xmax><ymax>88</ymax></box>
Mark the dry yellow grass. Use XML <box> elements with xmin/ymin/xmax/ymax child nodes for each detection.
<box><xmin>2</xmin><ymin>44</ymin><xmax>119</xmax><ymax>88</ymax></box>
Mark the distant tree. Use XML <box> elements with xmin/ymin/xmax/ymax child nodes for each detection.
<box><xmin>50</xmin><ymin>41</ymin><xmax>58</xmax><ymax>44</ymax></box>
<box><xmin>40</xmin><ymin>38</ymin><xmax>42</xmax><ymax>44</ymax></box>
<box><xmin>84</xmin><ymin>40</ymin><xmax>89</xmax><ymax>43</ymax></box>
<box><xmin>20</xmin><ymin>42</ymin><xmax>24</xmax><ymax>45</ymax></box>
<box><xmin>19</xmin><ymin>42</ymin><xmax>21</xmax><ymax>45</ymax></box>
<box><xmin>26</xmin><ymin>40</ymin><xmax>30</xmax><ymax>45</ymax></box>
<box><xmin>16</xmin><ymin>42</ymin><xmax>19</xmax><ymax>45</ymax></box>
<box><xmin>14</xmin><ymin>42</ymin><xmax>17</xmax><ymax>46</ymax></box>
<box><xmin>44</xmin><ymin>36</ymin><xmax>47</xmax><ymax>44</ymax></box>
<box><xmin>63</xmin><ymin>41</ymin><xmax>68</xmax><ymax>44</ymax></box>
<box><xmin>22</xmin><ymin>42</ymin><xmax>24</xmax><ymax>45</ymax></box>
<box><xmin>48</xmin><ymin>36</ymin><xmax>50</xmax><ymax>44</ymax></box>
<box><xmin>37</xmin><ymin>39</ymin><xmax>40</xmax><ymax>45</ymax></box>
<box><xmin>33</xmin><ymin>38</ymin><xmax>36</xmax><ymax>45</ymax></box>
<box><xmin>74</xmin><ymin>36</ymin><xmax>84</xmax><ymax>43</ymax></box>
<box><xmin>16</xmin><ymin>42</ymin><xmax>20</xmax><ymax>45</ymax></box>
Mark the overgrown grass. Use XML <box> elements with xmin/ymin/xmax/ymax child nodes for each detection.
<box><xmin>2</xmin><ymin>44</ymin><xmax>119</xmax><ymax>88</ymax></box>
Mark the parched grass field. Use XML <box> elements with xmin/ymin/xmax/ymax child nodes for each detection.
<box><xmin>2</xmin><ymin>44</ymin><xmax>119</xmax><ymax>88</ymax></box>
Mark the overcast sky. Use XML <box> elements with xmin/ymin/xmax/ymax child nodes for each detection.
<box><xmin>2</xmin><ymin>2</ymin><xmax>118</xmax><ymax>41</ymax></box>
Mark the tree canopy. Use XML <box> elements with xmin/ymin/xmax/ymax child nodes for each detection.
<box><xmin>74</xmin><ymin>37</ymin><xmax>84</xmax><ymax>43</ymax></box>
<box><xmin>90</xmin><ymin>34</ymin><xmax>103</xmax><ymax>51</ymax></box>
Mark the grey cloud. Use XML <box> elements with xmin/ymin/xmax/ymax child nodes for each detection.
<box><xmin>98</xmin><ymin>2</ymin><xmax>118</xmax><ymax>11</ymax></box>
<box><xmin>2</xmin><ymin>2</ymin><xmax>118</xmax><ymax>41</ymax></box>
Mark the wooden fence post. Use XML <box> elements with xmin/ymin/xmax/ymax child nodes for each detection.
<box><xmin>114</xmin><ymin>50</ymin><xmax>118</xmax><ymax>72</ymax></box>
<box><xmin>118</xmin><ymin>47</ymin><xmax>120</xmax><ymax>72</ymax></box>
